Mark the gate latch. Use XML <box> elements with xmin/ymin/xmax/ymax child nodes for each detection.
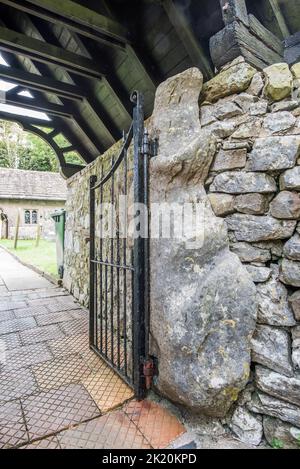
<box><xmin>143</xmin><ymin>358</ymin><xmax>155</xmax><ymax>390</ymax></box>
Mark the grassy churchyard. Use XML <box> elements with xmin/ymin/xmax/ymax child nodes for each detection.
<box><xmin>0</xmin><ymin>239</ymin><xmax>58</xmax><ymax>279</ymax></box>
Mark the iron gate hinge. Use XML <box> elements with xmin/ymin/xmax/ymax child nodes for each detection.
<box><xmin>142</xmin><ymin>129</ymin><xmax>159</xmax><ymax>158</ymax></box>
<box><xmin>150</xmin><ymin>137</ymin><xmax>159</xmax><ymax>158</ymax></box>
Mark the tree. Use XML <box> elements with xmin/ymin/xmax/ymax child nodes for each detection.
<box><xmin>0</xmin><ymin>119</ymin><xmax>85</xmax><ymax>171</ymax></box>
<box><xmin>0</xmin><ymin>120</ymin><xmax>59</xmax><ymax>172</ymax></box>
<box><xmin>20</xmin><ymin>133</ymin><xmax>59</xmax><ymax>172</ymax></box>
<box><xmin>0</xmin><ymin>121</ymin><xmax>28</xmax><ymax>168</ymax></box>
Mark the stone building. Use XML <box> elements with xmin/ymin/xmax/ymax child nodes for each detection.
<box><xmin>0</xmin><ymin>168</ymin><xmax>67</xmax><ymax>241</ymax></box>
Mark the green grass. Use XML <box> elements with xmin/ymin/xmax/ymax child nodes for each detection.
<box><xmin>0</xmin><ymin>239</ymin><xmax>59</xmax><ymax>279</ymax></box>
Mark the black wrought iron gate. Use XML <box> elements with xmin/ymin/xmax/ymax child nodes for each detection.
<box><xmin>89</xmin><ymin>91</ymin><xmax>152</xmax><ymax>399</ymax></box>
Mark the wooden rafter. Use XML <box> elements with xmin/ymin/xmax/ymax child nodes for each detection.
<box><xmin>11</xmin><ymin>7</ymin><xmax>123</xmax><ymax>144</ymax></box>
<box><xmin>3</xmin><ymin>92</ymin><xmax>73</xmax><ymax>118</ymax></box>
<box><xmin>0</xmin><ymin>64</ymin><xmax>84</xmax><ymax>101</ymax></box>
<box><xmin>161</xmin><ymin>0</ymin><xmax>213</xmax><ymax>79</ymax></box>
<box><xmin>27</xmin><ymin>17</ymin><xmax>122</xmax><ymax>143</ymax></box>
<box><xmin>0</xmin><ymin>26</ymin><xmax>106</xmax><ymax>78</ymax></box>
<box><xmin>101</xmin><ymin>0</ymin><xmax>163</xmax><ymax>89</ymax></box>
<box><xmin>0</xmin><ymin>0</ymin><xmax>128</xmax><ymax>47</ymax></box>
<box><xmin>0</xmin><ymin>51</ymin><xmax>99</xmax><ymax>162</ymax></box>
<box><xmin>267</xmin><ymin>0</ymin><xmax>290</xmax><ymax>39</ymax></box>
<box><xmin>0</xmin><ymin>13</ymin><xmax>107</xmax><ymax>155</ymax></box>
<box><xmin>5</xmin><ymin>0</ymin><xmax>160</xmax><ymax>93</ymax></box>
<box><xmin>56</xmin><ymin>120</ymin><xmax>95</xmax><ymax>164</ymax></box>
<box><xmin>0</xmin><ymin>110</ymin><xmax>52</xmax><ymax>127</ymax></box>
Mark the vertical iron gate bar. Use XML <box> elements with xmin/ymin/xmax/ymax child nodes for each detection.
<box><xmin>123</xmin><ymin>142</ymin><xmax>128</xmax><ymax>378</ymax></box>
<box><xmin>110</xmin><ymin>155</ymin><xmax>115</xmax><ymax>364</ymax></box>
<box><xmin>89</xmin><ymin>91</ymin><xmax>149</xmax><ymax>398</ymax></box>
<box><xmin>143</xmin><ymin>129</ymin><xmax>150</xmax><ymax>362</ymax></box>
<box><xmin>132</xmin><ymin>91</ymin><xmax>147</xmax><ymax>399</ymax></box>
<box><xmin>89</xmin><ymin>174</ymin><xmax>97</xmax><ymax>347</ymax></box>
<box><xmin>99</xmin><ymin>164</ymin><xmax>104</xmax><ymax>352</ymax></box>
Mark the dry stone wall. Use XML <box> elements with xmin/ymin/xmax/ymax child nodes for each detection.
<box><xmin>64</xmin><ymin>57</ymin><xmax>300</xmax><ymax>448</ymax></box>
<box><xmin>63</xmin><ymin>140</ymin><xmax>124</xmax><ymax>305</ymax></box>
<box><xmin>203</xmin><ymin>57</ymin><xmax>300</xmax><ymax>448</ymax></box>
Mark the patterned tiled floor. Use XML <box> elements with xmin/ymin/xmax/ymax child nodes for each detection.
<box><xmin>0</xmin><ymin>248</ymin><xmax>185</xmax><ymax>449</ymax></box>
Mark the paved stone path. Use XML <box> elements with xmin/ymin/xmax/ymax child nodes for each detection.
<box><xmin>0</xmin><ymin>248</ymin><xmax>185</xmax><ymax>449</ymax></box>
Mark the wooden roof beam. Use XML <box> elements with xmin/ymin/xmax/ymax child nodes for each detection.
<box><xmin>26</xmin><ymin>17</ymin><xmax>122</xmax><ymax>143</ymax></box>
<box><xmin>267</xmin><ymin>0</ymin><xmax>290</xmax><ymax>39</ymax></box>
<box><xmin>0</xmin><ymin>0</ymin><xmax>128</xmax><ymax>49</ymax></box>
<box><xmin>3</xmin><ymin>93</ymin><xmax>73</xmax><ymax>118</ymax></box>
<box><xmin>0</xmin><ymin>109</ymin><xmax>52</xmax><ymax>127</ymax></box>
<box><xmin>55</xmin><ymin>120</ymin><xmax>95</xmax><ymax>164</ymax></box>
<box><xmin>162</xmin><ymin>0</ymin><xmax>213</xmax><ymax>80</ymax></box>
<box><xmin>0</xmin><ymin>45</ymin><xmax>98</xmax><ymax>162</ymax></box>
<box><xmin>0</xmin><ymin>64</ymin><xmax>84</xmax><ymax>101</ymax></box>
<box><xmin>0</xmin><ymin>26</ymin><xmax>105</xmax><ymax>79</ymax></box>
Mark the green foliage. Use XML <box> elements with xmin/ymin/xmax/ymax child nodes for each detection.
<box><xmin>271</xmin><ymin>438</ymin><xmax>284</xmax><ymax>449</ymax></box>
<box><xmin>0</xmin><ymin>120</ymin><xmax>59</xmax><ymax>172</ymax></box>
<box><xmin>0</xmin><ymin>121</ymin><xmax>85</xmax><ymax>172</ymax></box>
<box><xmin>20</xmin><ymin>133</ymin><xmax>59</xmax><ymax>172</ymax></box>
<box><xmin>0</xmin><ymin>141</ymin><xmax>9</xmax><ymax>167</ymax></box>
<box><xmin>64</xmin><ymin>151</ymin><xmax>85</xmax><ymax>165</ymax></box>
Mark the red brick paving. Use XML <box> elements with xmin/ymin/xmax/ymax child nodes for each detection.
<box><xmin>124</xmin><ymin>399</ymin><xmax>186</xmax><ymax>449</ymax></box>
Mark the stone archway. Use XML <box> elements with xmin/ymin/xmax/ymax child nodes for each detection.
<box><xmin>0</xmin><ymin>209</ymin><xmax>8</xmax><ymax>239</ymax></box>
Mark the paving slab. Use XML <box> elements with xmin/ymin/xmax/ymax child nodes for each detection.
<box><xmin>0</xmin><ymin>332</ymin><xmax>22</xmax><ymax>350</ymax></box>
<box><xmin>81</xmin><ymin>366</ymin><xmax>134</xmax><ymax>413</ymax></box>
<box><xmin>0</xmin><ymin>310</ymin><xmax>15</xmax><ymax>323</ymax></box>
<box><xmin>58</xmin><ymin>410</ymin><xmax>151</xmax><ymax>449</ymax></box>
<box><xmin>13</xmin><ymin>305</ymin><xmax>49</xmax><ymax>319</ymax></box>
<box><xmin>0</xmin><ymin>249</ymin><xmax>52</xmax><ymax>291</ymax></box>
<box><xmin>0</xmin><ymin>300</ymin><xmax>27</xmax><ymax>312</ymax></box>
<box><xmin>21</xmin><ymin>435</ymin><xmax>61</xmax><ymax>449</ymax></box>
<box><xmin>0</xmin><ymin>400</ymin><xmax>28</xmax><ymax>448</ymax></box>
<box><xmin>36</xmin><ymin>310</ymin><xmax>75</xmax><ymax>327</ymax></box>
<box><xmin>22</xmin><ymin>383</ymin><xmax>100</xmax><ymax>440</ymax></box>
<box><xmin>33</xmin><ymin>354</ymin><xmax>92</xmax><ymax>391</ymax></box>
<box><xmin>0</xmin><ymin>285</ymin><xmax>8</xmax><ymax>295</ymax></box>
<box><xmin>0</xmin><ymin>367</ymin><xmax>38</xmax><ymax>403</ymax></box>
<box><xmin>60</xmin><ymin>317</ymin><xmax>89</xmax><ymax>337</ymax></box>
<box><xmin>0</xmin><ymin>317</ymin><xmax>36</xmax><ymax>335</ymax></box>
<box><xmin>0</xmin><ymin>247</ymin><xmax>187</xmax><ymax>450</ymax></box>
<box><xmin>20</xmin><ymin>324</ymin><xmax>65</xmax><ymax>346</ymax></box>
<box><xmin>48</xmin><ymin>333</ymin><xmax>89</xmax><ymax>359</ymax></box>
<box><xmin>4</xmin><ymin>343</ymin><xmax>53</xmax><ymax>371</ymax></box>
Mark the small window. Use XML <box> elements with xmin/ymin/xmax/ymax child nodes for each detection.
<box><xmin>32</xmin><ymin>210</ymin><xmax>38</xmax><ymax>224</ymax></box>
<box><xmin>24</xmin><ymin>210</ymin><xmax>31</xmax><ymax>224</ymax></box>
<box><xmin>24</xmin><ymin>210</ymin><xmax>38</xmax><ymax>224</ymax></box>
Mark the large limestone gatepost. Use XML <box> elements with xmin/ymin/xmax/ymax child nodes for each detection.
<box><xmin>148</xmin><ymin>68</ymin><xmax>257</xmax><ymax>417</ymax></box>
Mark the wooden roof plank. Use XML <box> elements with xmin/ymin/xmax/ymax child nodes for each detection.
<box><xmin>23</xmin><ymin>0</ymin><xmax>128</xmax><ymax>41</ymax></box>
<box><xmin>0</xmin><ymin>0</ymin><xmax>128</xmax><ymax>48</ymax></box>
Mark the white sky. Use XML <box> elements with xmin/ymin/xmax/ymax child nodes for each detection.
<box><xmin>0</xmin><ymin>54</ymin><xmax>50</xmax><ymax>121</ymax></box>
